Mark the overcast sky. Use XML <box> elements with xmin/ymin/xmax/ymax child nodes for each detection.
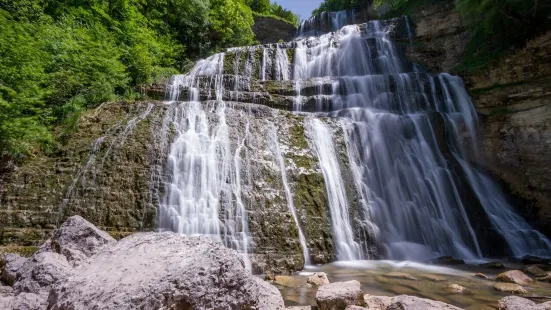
<box><xmin>275</xmin><ymin>0</ymin><xmax>323</xmax><ymax>21</ymax></box>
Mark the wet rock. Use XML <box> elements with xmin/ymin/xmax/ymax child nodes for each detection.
<box><xmin>429</xmin><ymin>256</ymin><xmax>465</xmax><ymax>265</ymax></box>
<box><xmin>423</xmin><ymin>274</ymin><xmax>446</xmax><ymax>282</ymax></box>
<box><xmin>479</xmin><ymin>262</ymin><xmax>506</xmax><ymax>269</ymax></box>
<box><xmin>316</xmin><ymin>280</ymin><xmax>365</xmax><ymax>310</ymax></box>
<box><xmin>474</xmin><ymin>273</ymin><xmax>489</xmax><ymax>279</ymax></box>
<box><xmin>13</xmin><ymin>252</ymin><xmax>71</xmax><ymax>295</ymax></box>
<box><xmin>496</xmin><ymin>270</ymin><xmax>533</xmax><ymax>285</ymax></box>
<box><xmin>497</xmin><ymin>296</ymin><xmax>551</xmax><ymax>310</ymax></box>
<box><xmin>0</xmin><ymin>254</ymin><xmax>26</xmax><ymax>286</ymax></box>
<box><xmin>275</xmin><ymin>275</ymin><xmax>299</xmax><ymax>288</ymax></box>
<box><xmin>387</xmin><ymin>295</ymin><xmax>462</xmax><ymax>309</ymax></box>
<box><xmin>525</xmin><ymin>265</ymin><xmax>546</xmax><ymax>277</ymax></box>
<box><xmin>521</xmin><ymin>256</ymin><xmax>551</xmax><ymax>266</ymax></box>
<box><xmin>308</xmin><ymin>272</ymin><xmax>330</xmax><ymax>287</ymax></box>
<box><xmin>38</xmin><ymin>215</ymin><xmax>116</xmax><ymax>267</ymax></box>
<box><xmin>493</xmin><ymin>283</ymin><xmax>528</xmax><ymax>295</ymax></box>
<box><xmin>535</xmin><ymin>272</ymin><xmax>551</xmax><ymax>283</ymax></box>
<box><xmin>383</xmin><ymin>272</ymin><xmax>418</xmax><ymax>280</ymax></box>
<box><xmin>445</xmin><ymin>284</ymin><xmax>469</xmax><ymax>294</ymax></box>
<box><xmin>363</xmin><ymin>295</ymin><xmax>392</xmax><ymax>310</ymax></box>
<box><xmin>48</xmin><ymin>233</ymin><xmax>284</xmax><ymax>310</ymax></box>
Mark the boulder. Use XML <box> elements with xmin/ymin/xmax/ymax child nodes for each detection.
<box><xmin>48</xmin><ymin>232</ymin><xmax>284</xmax><ymax>310</ymax></box>
<box><xmin>496</xmin><ymin>270</ymin><xmax>533</xmax><ymax>285</ymax></box>
<box><xmin>445</xmin><ymin>284</ymin><xmax>469</xmax><ymax>294</ymax></box>
<box><xmin>0</xmin><ymin>254</ymin><xmax>26</xmax><ymax>286</ymax></box>
<box><xmin>316</xmin><ymin>280</ymin><xmax>365</xmax><ymax>310</ymax></box>
<box><xmin>479</xmin><ymin>262</ymin><xmax>506</xmax><ymax>269</ymax></box>
<box><xmin>429</xmin><ymin>256</ymin><xmax>465</xmax><ymax>265</ymax></box>
<box><xmin>497</xmin><ymin>296</ymin><xmax>551</xmax><ymax>310</ymax></box>
<box><xmin>38</xmin><ymin>215</ymin><xmax>116</xmax><ymax>267</ymax></box>
<box><xmin>386</xmin><ymin>295</ymin><xmax>462</xmax><ymax>309</ymax></box>
<box><xmin>493</xmin><ymin>283</ymin><xmax>528</xmax><ymax>295</ymax></box>
<box><xmin>423</xmin><ymin>274</ymin><xmax>446</xmax><ymax>282</ymax></box>
<box><xmin>521</xmin><ymin>256</ymin><xmax>551</xmax><ymax>266</ymax></box>
<box><xmin>525</xmin><ymin>265</ymin><xmax>546</xmax><ymax>277</ymax></box>
<box><xmin>308</xmin><ymin>272</ymin><xmax>330</xmax><ymax>287</ymax></box>
<box><xmin>13</xmin><ymin>252</ymin><xmax>71</xmax><ymax>294</ymax></box>
<box><xmin>363</xmin><ymin>295</ymin><xmax>392</xmax><ymax>310</ymax></box>
<box><xmin>0</xmin><ymin>285</ymin><xmax>13</xmax><ymax>297</ymax></box>
<box><xmin>383</xmin><ymin>272</ymin><xmax>417</xmax><ymax>280</ymax></box>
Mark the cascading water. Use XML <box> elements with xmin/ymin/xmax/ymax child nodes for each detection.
<box><xmin>161</xmin><ymin>11</ymin><xmax>551</xmax><ymax>268</ymax></box>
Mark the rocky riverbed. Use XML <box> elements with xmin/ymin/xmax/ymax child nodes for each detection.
<box><xmin>2</xmin><ymin>216</ymin><xmax>551</xmax><ymax>310</ymax></box>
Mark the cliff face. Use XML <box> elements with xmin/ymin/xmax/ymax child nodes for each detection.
<box><xmin>405</xmin><ymin>1</ymin><xmax>551</xmax><ymax>237</ymax></box>
<box><xmin>252</xmin><ymin>15</ymin><xmax>297</xmax><ymax>44</ymax></box>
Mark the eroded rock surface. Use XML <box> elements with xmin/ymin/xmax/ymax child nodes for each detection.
<box><xmin>0</xmin><ymin>253</ymin><xmax>26</xmax><ymax>286</ymax></box>
<box><xmin>497</xmin><ymin>296</ymin><xmax>551</xmax><ymax>310</ymax></box>
<box><xmin>496</xmin><ymin>270</ymin><xmax>533</xmax><ymax>285</ymax></box>
<box><xmin>316</xmin><ymin>280</ymin><xmax>365</xmax><ymax>310</ymax></box>
<box><xmin>48</xmin><ymin>233</ymin><xmax>285</xmax><ymax>310</ymax></box>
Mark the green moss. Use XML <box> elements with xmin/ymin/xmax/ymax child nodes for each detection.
<box><xmin>224</xmin><ymin>52</ymin><xmax>236</xmax><ymax>75</ymax></box>
<box><xmin>0</xmin><ymin>246</ymin><xmax>39</xmax><ymax>258</ymax></box>
<box><xmin>289</xmin><ymin>124</ymin><xmax>309</xmax><ymax>149</ymax></box>
<box><xmin>286</xmin><ymin>48</ymin><xmax>295</xmax><ymax>66</ymax></box>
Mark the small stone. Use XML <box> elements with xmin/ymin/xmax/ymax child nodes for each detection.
<box><xmin>363</xmin><ymin>295</ymin><xmax>392</xmax><ymax>310</ymax></box>
<box><xmin>316</xmin><ymin>280</ymin><xmax>364</xmax><ymax>310</ymax></box>
<box><xmin>429</xmin><ymin>256</ymin><xmax>465</xmax><ymax>265</ymax></box>
<box><xmin>445</xmin><ymin>284</ymin><xmax>469</xmax><ymax>294</ymax></box>
<box><xmin>494</xmin><ymin>283</ymin><xmax>528</xmax><ymax>295</ymax></box>
<box><xmin>307</xmin><ymin>272</ymin><xmax>330</xmax><ymax>287</ymax></box>
<box><xmin>525</xmin><ymin>265</ymin><xmax>546</xmax><ymax>277</ymax></box>
<box><xmin>479</xmin><ymin>262</ymin><xmax>506</xmax><ymax>269</ymax></box>
<box><xmin>383</xmin><ymin>272</ymin><xmax>417</xmax><ymax>280</ymax></box>
<box><xmin>496</xmin><ymin>270</ymin><xmax>533</xmax><ymax>285</ymax></box>
<box><xmin>475</xmin><ymin>273</ymin><xmax>489</xmax><ymax>279</ymax></box>
<box><xmin>274</xmin><ymin>275</ymin><xmax>299</xmax><ymax>287</ymax></box>
<box><xmin>423</xmin><ymin>274</ymin><xmax>446</xmax><ymax>282</ymax></box>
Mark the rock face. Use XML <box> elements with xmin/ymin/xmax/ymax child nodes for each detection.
<box><xmin>496</xmin><ymin>270</ymin><xmax>533</xmax><ymax>285</ymax></box>
<box><xmin>497</xmin><ymin>296</ymin><xmax>551</xmax><ymax>310</ymax></box>
<box><xmin>252</xmin><ymin>15</ymin><xmax>296</xmax><ymax>44</ymax></box>
<box><xmin>49</xmin><ymin>232</ymin><xmax>285</xmax><ymax>310</ymax></box>
<box><xmin>316</xmin><ymin>281</ymin><xmax>365</xmax><ymax>310</ymax></box>
<box><xmin>13</xmin><ymin>252</ymin><xmax>71</xmax><ymax>294</ymax></box>
<box><xmin>445</xmin><ymin>284</ymin><xmax>468</xmax><ymax>294</ymax></box>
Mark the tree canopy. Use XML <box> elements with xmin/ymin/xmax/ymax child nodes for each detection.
<box><xmin>0</xmin><ymin>0</ymin><xmax>297</xmax><ymax>161</ymax></box>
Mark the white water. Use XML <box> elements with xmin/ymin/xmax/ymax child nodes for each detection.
<box><xmin>308</xmin><ymin>118</ymin><xmax>363</xmax><ymax>260</ymax></box>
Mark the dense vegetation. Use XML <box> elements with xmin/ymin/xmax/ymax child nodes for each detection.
<box><xmin>0</xmin><ymin>0</ymin><xmax>297</xmax><ymax>162</ymax></box>
<box><xmin>313</xmin><ymin>0</ymin><xmax>551</xmax><ymax>71</ymax></box>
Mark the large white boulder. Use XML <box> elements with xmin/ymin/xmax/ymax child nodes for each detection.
<box><xmin>316</xmin><ymin>280</ymin><xmax>365</xmax><ymax>310</ymax></box>
<box><xmin>48</xmin><ymin>232</ymin><xmax>285</xmax><ymax>310</ymax></box>
<box><xmin>497</xmin><ymin>296</ymin><xmax>551</xmax><ymax>310</ymax></box>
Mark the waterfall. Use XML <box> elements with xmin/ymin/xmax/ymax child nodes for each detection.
<box><xmin>161</xmin><ymin>12</ymin><xmax>551</xmax><ymax>268</ymax></box>
<box><xmin>308</xmin><ymin>118</ymin><xmax>363</xmax><ymax>261</ymax></box>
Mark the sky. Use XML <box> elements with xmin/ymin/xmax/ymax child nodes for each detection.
<box><xmin>274</xmin><ymin>0</ymin><xmax>323</xmax><ymax>21</ymax></box>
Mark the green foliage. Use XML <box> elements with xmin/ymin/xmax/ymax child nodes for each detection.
<box><xmin>312</xmin><ymin>0</ymin><xmax>371</xmax><ymax>15</ymax></box>
<box><xmin>0</xmin><ymin>0</ymin><xmax>297</xmax><ymax>160</ymax></box>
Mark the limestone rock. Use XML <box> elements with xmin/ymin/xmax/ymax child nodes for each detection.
<box><xmin>496</xmin><ymin>270</ymin><xmax>533</xmax><ymax>285</ymax></box>
<box><xmin>38</xmin><ymin>215</ymin><xmax>116</xmax><ymax>267</ymax></box>
<box><xmin>445</xmin><ymin>284</ymin><xmax>469</xmax><ymax>294</ymax></box>
<box><xmin>475</xmin><ymin>273</ymin><xmax>489</xmax><ymax>279</ymax></box>
<box><xmin>525</xmin><ymin>265</ymin><xmax>546</xmax><ymax>277</ymax></box>
<box><xmin>308</xmin><ymin>272</ymin><xmax>330</xmax><ymax>287</ymax></box>
<box><xmin>493</xmin><ymin>283</ymin><xmax>528</xmax><ymax>295</ymax></box>
<box><xmin>345</xmin><ymin>306</ymin><xmax>367</xmax><ymax>310</ymax></box>
<box><xmin>0</xmin><ymin>253</ymin><xmax>26</xmax><ymax>286</ymax></box>
<box><xmin>0</xmin><ymin>285</ymin><xmax>13</xmax><ymax>296</ymax></box>
<box><xmin>275</xmin><ymin>275</ymin><xmax>299</xmax><ymax>288</ymax></box>
<box><xmin>521</xmin><ymin>256</ymin><xmax>551</xmax><ymax>266</ymax></box>
<box><xmin>316</xmin><ymin>280</ymin><xmax>365</xmax><ymax>310</ymax></box>
<box><xmin>429</xmin><ymin>256</ymin><xmax>465</xmax><ymax>265</ymax></box>
<box><xmin>0</xmin><ymin>292</ymin><xmax>48</xmax><ymax>310</ymax></box>
<box><xmin>386</xmin><ymin>295</ymin><xmax>462</xmax><ymax>310</ymax></box>
<box><xmin>363</xmin><ymin>295</ymin><xmax>392</xmax><ymax>310</ymax></box>
<box><xmin>48</xmin><ymin>232</ymin><xmax>285</xmax><ymax>310</ymax></box>
<box><xmin>13</xmin><ymin>252</ymin><xmax>71</xmax><ymax>295</ymax></box>
<box><xmin>497</xmin><ymin>296</ymin><xmax>551</xmax><ymax>310</ymax></box>
<box><xmin>384</xmin><ymin>272</ymin><xmax>417</xmax><ymax>280</ymax></box>
<box><xmin>286</xmin><ymin>307</ymin><xmax>313</xmax><ymax>310</ymax></box>
<box><xmin>423</xmin><ymin>274</ymin><xmax>446</xmax><ymax>282</ymax></box>
<box><xmin>479</xmin><ymin>262</ymin><xmax>505</xmax><ymax>269</ymax></box>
